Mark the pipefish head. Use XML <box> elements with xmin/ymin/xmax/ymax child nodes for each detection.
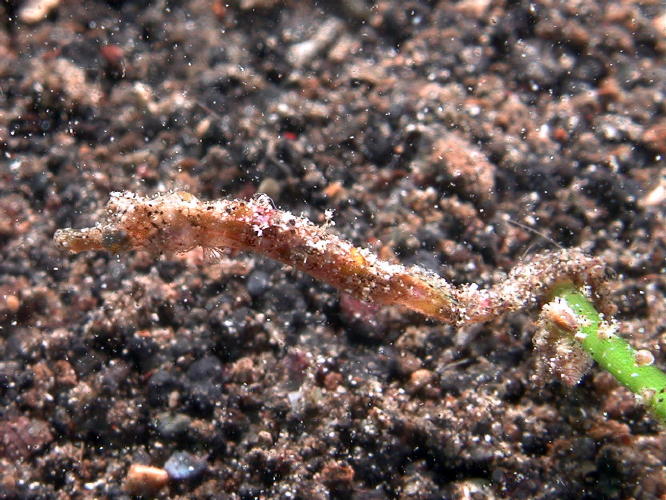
<box><xmin>55</xmin><ymin>191</ymin><xmax>204</xmax><ymax>256</ymax></box>
<box><xmin>103</xmin><ymin>191</ymin><xmax>203</xmax><ymax>255</ymax></box>
<box><xmin>53</xmin><ymin>192</ymin><xmax>146</xmax><ymax>254</ymax></box>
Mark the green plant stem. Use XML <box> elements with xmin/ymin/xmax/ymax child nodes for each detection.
<box><xmin>553</xmin><ymin>283</ymin><xmax>666</xmax><ymax>423</ymax></box>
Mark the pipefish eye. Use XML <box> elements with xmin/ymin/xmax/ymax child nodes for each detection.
<box><xmin>101</xmin><ymin>229</ymin><xmax>131</xmax><ymax>253</ymax></box>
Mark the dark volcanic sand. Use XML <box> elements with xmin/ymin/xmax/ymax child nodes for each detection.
<box><xmin>1</xmin><ymin>1</ymin><xmax>665</xmax><ymax>498</ymax></box>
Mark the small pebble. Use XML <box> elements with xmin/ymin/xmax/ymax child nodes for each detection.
<box><xmin>406</xmin><ymin>369</ymin><xmax>434</xmax><ymax>394</ymax></box>
<box><xmin>164</xmin><ymin>451</ymin><xmax>207</xmax><ymax>481</ymax></box>
<box><xmin>257</xmin><ymin>177</ymin><xmax>282</xmax><ymax>201</ymax></box>
<box><xmin>4</xmin><ymin>295</ymin><xmax>20</xmax><ymax>314</ymax></box>
<box><xmin>155</xmin><ymin>412</ymin><xmax>192</xmax><ymax>440</ymax></box>
<box><xmin>229</xmin><ymin>356</ymin><xmax>256</xmax><ymax>384</ymax></box>
<box><xmin>287</xmin><ymin>18</ymin><xmax>343</xmax><ymax>68</ymax></box>
<box><xmin>246</xmin><ymin>270</ymin><xmax>271</xmax><ymax>297</ymax></box>
<box><xmin>257</xmin><ymin>430</ymin><xmax>273</xmax><ymax>447</ymax></box>
<box><xmin>642</xmin><ymin>122</ymin><xmax>666</xmax><ymax>154</ymax></box>
<box><xmin>0</xmin><ymin>417</ymin><xmax>53</xmax><ymax>459</ymax></box>
<box><xmin>320</xmin><ymin>461</ymin><xmax>355</xmax><ymax>492</ymax></box>
<box><xmin>123</xmin><ymin>464</ymin><xmax>168</xmax><ymax>496</ymax></box>
<box><xmin>99</xmin><ymin>44</ymin><xmax>124</xmax><ymax>66</ymax></box>
<box><xmin>18</xmin><ymin>0</ymin><xmax>61</xmax><ymax>24</ymax></box>
<box><xmin>323</xmin><ymin>371</ymin><xmax>343</xmax><ymax>391</ymax></box>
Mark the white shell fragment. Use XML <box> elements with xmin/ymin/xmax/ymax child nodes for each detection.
<box><xmin>634</xmin><ymin>350</ymin><xmax>655</xmax><ymax>367</ymax></box>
